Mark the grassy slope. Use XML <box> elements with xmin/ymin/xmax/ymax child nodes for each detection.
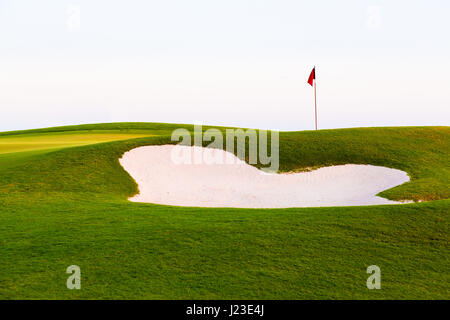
<box><xmin>0</xmin><ymin>123</ymin><xmax>448</xmax><ymax>299</ymax></box>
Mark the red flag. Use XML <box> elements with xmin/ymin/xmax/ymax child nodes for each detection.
<box><xmin>307</xmin><ymin>67</ymin><xmax>315</xmax><ymax>86</ymax></box>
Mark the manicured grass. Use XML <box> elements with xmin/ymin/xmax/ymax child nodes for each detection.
<box><xmin>0</xmin><ymin>123</ymin><xmax>448</xmax><ymax>299</ymax></box>
<box><xmin>0</xmin><ymin>131</ymin><xmax>152</xmax><ymax>155</ymax></box>
<box><xmin>0</xmin><ymin>130</ymin><xmax>153</xmax><ymax>170</ymax></box>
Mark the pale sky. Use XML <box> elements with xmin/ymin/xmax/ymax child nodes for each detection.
<box><xmin>0</xmin><ymin>0</ymin><xmax>449</xmax><ymax>131</ymax></box>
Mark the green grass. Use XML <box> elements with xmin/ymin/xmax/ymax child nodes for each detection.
<box><xmin>0</xmin><ymin>123</ymin><xmax>448</xmax><ymax>299</ymax></box>
<box><xmin>0</xmin><ymin>131</ymin><xmax>153</xmax><ymax>155</ymax></box>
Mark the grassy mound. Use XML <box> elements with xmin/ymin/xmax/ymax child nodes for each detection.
<box><xmin>0</xmin><ymin>123</ymin><xmax>448</xmax><ymax>299</ymax></box>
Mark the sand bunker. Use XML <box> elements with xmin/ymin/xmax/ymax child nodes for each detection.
<box><xmin>119</xmin><ymin>145</ymin><xmax>410</xmax><ymax>208</ymax></box>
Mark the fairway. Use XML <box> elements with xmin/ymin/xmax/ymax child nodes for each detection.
<box><xmin>0</xmin><ymin>131</ymin><xmax>152</xmax><ymax>154</ymax></box>
<box><xmin>0</xmin><ymin>123</ymin><xmax>448</xmax><ymax>299</ymax></box>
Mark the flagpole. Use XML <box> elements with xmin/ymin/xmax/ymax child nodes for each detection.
<box><xmin>314</xmin><ymin>67</ymin><xmax>317</xmax><ymax>130</ymax></box>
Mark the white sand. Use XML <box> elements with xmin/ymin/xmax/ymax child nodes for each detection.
<box><xmin>119</xmin><ymin>145</ymin><xmax>411</xmax><ymax>208</ymax></box>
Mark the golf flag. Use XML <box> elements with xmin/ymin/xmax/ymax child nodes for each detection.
<box><xmin>307</xmin><ymin>66</ymin><xmax>318</xmax><ymax>130</ymax></box>
<box><xmin>307</xmin><ymin>67</ymin><xmax>315</xmax><ymax>86</ymax></box>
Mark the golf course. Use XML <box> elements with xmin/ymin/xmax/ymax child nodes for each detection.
<box><xmin>0</xmin><ymin>123</ymin><xmax>448</xmax><ymax>299</ymax></box>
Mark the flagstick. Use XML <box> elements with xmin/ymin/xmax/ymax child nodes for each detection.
<box><xmin>314</xmin><ymin>76</ymin><xmax>318</xmax><ymax>130</ymax></box>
